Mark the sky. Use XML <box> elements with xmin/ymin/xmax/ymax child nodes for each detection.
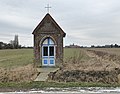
<box><xmin>0</xmin><ymin>0</ymin><xmax>120</xmax><ymax>47</ymax></box>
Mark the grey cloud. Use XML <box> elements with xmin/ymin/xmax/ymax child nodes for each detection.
<box><xmin>0</xmin><ymin>0</ymin><xmax>120</xmax><ymax>46</ymax></box>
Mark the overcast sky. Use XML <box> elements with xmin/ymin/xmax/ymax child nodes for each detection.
<box><xmin>0</xmin><ymin>0</ymin><xmax>120</xmax><ymax>47</ymax></box>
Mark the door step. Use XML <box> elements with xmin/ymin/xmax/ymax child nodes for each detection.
<box><xmin>34</xmin><ymin>68</ymin><xmax>59</xmax><ymax>81</ymax></box>
<box><xmin>34</xmin><ymin>73</ymin><xmax>49</xmax><ymax>81</ymax></box>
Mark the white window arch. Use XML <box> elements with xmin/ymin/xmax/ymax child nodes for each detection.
<box><xmin>42</xmin><ymin>37</ymin><xmax>54</xmax><ymax>45</ymax></box>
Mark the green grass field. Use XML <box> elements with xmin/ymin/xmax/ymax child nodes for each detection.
<box><xmin>0</xmin><ymin>49</ymin><xmax>33</xmax><ymax>68</ymax></box>
<box><xmin>64</xmin><ymin>48</ymin><xmax>90</xmax><ymax>62</ymax></box>
<box><xmin>0</xmin><ymin>48</ymin><xmax>90</xmax><ymax>68</ymax></box>
<box><xmin>0</xmin><ymin>48</ymin><xmax>120</xmax><ymax>68</ymax></box>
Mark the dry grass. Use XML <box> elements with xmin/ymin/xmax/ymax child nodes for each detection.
<box><xmin>49</xmin><ymin>48</ymin><xmax>120</xmax><ymax>83</ymax></box>
<box><xmin>88</xmin><ymin>48</ymin><xmax>120</xmax><ymax>55</ymax></box>
<box><xmin>0</xmin><ymin>49</ymin><xmax>38</xmax><ymax>82</ymax></box>
<box><xmin>63</xmin><ymin>48</ymin><xmax>91</xmax><ymax>71</ymax></box>
<box><xmin>62</xmin><ymin>48</ymin><xmax>120</xmax><ymax>72</ymax></box>
<box><xmin>86</xmin><ymin>48</ymin><xmax>120</xmax><ymax>71</ymax></box>
<box><xmin>0</xmin><ymin>64</ymin><xmax>38</xmax><ymax>82</ymax></box>
<box><xmin>1</xmin><ymin>48</ymin><xmax>120</xmax><ymax>82</ymax></box>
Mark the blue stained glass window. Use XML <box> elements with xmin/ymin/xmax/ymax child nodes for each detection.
<box><xmin>50</xmin><ymin>60</ymin><xmax>54</xmax><ymax>64</ymax></box>
<box><xmin>44</xmin><ymin>60</ymin><xmax>48</xmax><ymax>64</ymax></box>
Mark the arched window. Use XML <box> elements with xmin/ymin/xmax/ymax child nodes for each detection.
<box><xmin>42</xmin><ymin>37</ymin><xmax>54</xmax><ymax>45</ymax></box>
<box><xmin>42</xmin><ymin>37</ymin><xmax>55</xmax><ymax>66</ymax></box>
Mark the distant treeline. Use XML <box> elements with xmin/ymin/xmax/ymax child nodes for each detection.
<box><xmin>0</xmin><ymin>35</ymin><xmax>33</xmax><ymax>50</ymax></box>
<box><xmin>65</xmin><ymin>44</ymin><xmax>120</xmax><ymax>48</ymax></box>
<box><xmin>91</xmin><ymin>44</ymin><xmax>120</xmax><ymax>48</ymax></box>
<box><xmin>0</xmin><ymin>42</ymin><xmax>33</xmax><ymax>49</ymax></box>
<box><xmin>0</xmin><ymin>41</ymin><xmax>21</xmax><ymax>49</ymax></box>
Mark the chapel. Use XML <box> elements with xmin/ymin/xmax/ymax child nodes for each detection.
<box><xmin>32</xmin><ymin>13</ymin><xmax>66</xmax><ymax>67</ymax></box>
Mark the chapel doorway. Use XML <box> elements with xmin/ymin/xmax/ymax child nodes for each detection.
<box><xmin>42</xmin><ymin>37</ymin><xmax>55</xmax><ymax>66</ymax></box>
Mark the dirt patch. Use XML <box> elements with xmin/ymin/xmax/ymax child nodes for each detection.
<box><xmin>0</xmin><ymin>64</ymin><xmax>38</xmax><ymax>82</ymax></box>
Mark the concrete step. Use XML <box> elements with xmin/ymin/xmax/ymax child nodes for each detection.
<box><xmin>34</xmin><ymin>73</ymin><xmax>49</xmax><ymax>81</ymax></box>
<box><xmin>34</xmin><ymin>68</ymin><xmax>59</xmax><ymax>81</ymax></box>
<box><xmin>37</xmin><ymin>68</ymin><xmax>59</xmax><ymax>73</ymax></box>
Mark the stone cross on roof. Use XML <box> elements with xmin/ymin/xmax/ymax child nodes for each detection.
<box><xmin>45</xmin><ymin>4</ymin><xmax>51</xmax><ymax>13</ymax></box>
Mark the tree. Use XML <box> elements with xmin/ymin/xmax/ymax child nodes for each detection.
<box><xmin>114</xmin><ymin>44</ymin><xmax>119</xmax><ymax>48</ymax></box>
<box><xmin>14</xmin><ymin>35</ymin><xmax>19</xmax><ymax>49</ymax></box>
<box><xmin>110</xmin><ymin>44</ymin><xmax>113</xmax><ymax>48</ymax></box>
<box><xmin>0</xmin><ymin>42</ymin><xmax>4</xmax><ymax>49</ymax></box>
<box><xmin>91</xmin><ymin>45</ymin><xmax>95</xmax><ymax>48</ymax></box>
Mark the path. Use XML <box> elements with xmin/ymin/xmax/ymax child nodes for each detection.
<box><xmin>34</xmin><ymin>68</ymin><xmax>59</xmax><ymax>81</ymax></box>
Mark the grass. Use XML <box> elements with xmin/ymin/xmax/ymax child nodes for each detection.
<box><xmin>89</xmin><ymin>48</ymin><xmax>120</xmax><ymax>55</ymax></box>
<box><xmin>0</xmin><ymin>81</ymin><xmax>119</xmax><ymax>90</ymax></box>
<box><xmin>0</xmin><ymin>48</ymin><xmax>89</xmax><ymax>68</ymax></box>
<box><xmin>0</xmin><ymin>49</ymin><xmax>33</xmax><ymax>68</ymax></box>
<box><xmin>62</xmin><ymin>48</ymin><xmax>91</xmax><ymax>70</ymax></box>
<box><xmin>0</xmin><ymin>48</ymin><xmax>120</xmax><ymax>88</ymax></box>
<box><xmin>0</xmin><ymin>49</ymin><xmax>37</xmax><ymax>83</ymax></box>
<box><xmin>1</xmin><ymin>48</ymin><xmax>120</xmax><ymax>68</ymax></box>
<box><xmin>64</xmin><ymin>48</ymin><xmax>90</xmax><ymax>62</ymax></box>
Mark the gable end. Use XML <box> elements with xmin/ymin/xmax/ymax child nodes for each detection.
<box><xmin>32</xmin><ymin>13</ymin><xmax>66</xmax><ymax>37</ymax></box>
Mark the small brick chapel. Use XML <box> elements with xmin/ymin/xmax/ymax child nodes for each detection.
<box><xmin>32</xmin><ymin>13</ymin><xmax>66</xmax><ymax>67</ymax></box>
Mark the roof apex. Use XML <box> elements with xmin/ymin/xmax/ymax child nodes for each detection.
<box><xmin>32</xmin><ymin>13</ymin><xmax>66</xmax><ymax>37</ymax></box>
